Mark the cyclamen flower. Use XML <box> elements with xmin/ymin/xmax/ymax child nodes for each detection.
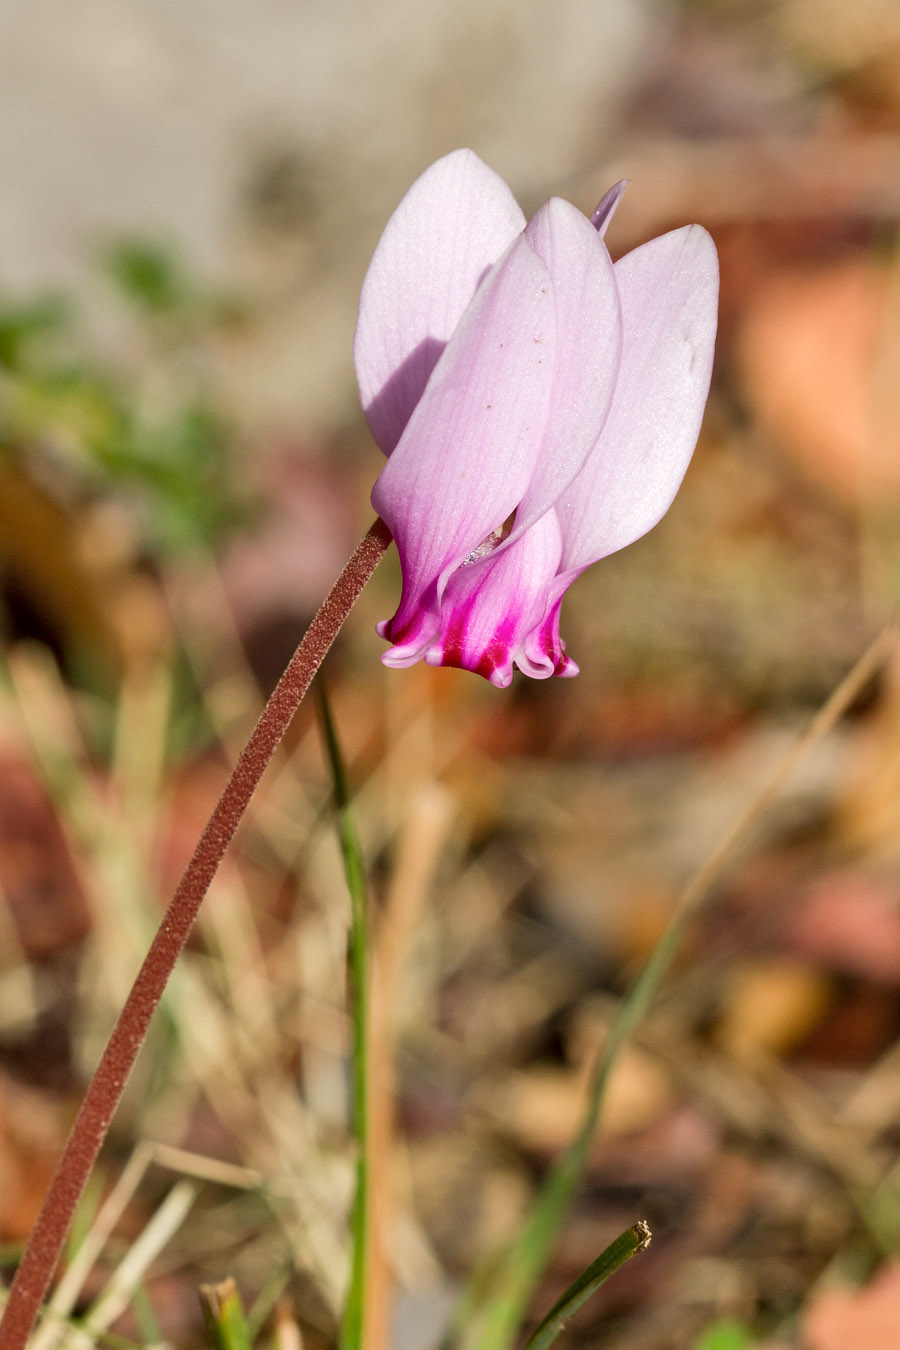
<box><xmin>354</xmin><ymin>149</ymin><xmax>718</xmax><ymax>687</ymax></box>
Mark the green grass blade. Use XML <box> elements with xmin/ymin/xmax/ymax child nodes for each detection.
<box><xmin>317</xmin><ymin>680</ymin><xmax>369</xmax><ymax>1350</ymax></box>
<box><xmin>246</xmin><ymin>1256</ymin><xmax>293</xmax><ymax>1341</ymax></box>
<box><xmin>457</xmin><ymin>910</ymin><xmax>688</xmax><ymax>1350</ymax></box>
<box><xmin>199</xmin><ymin>1278</ymin><xmax>253</xmax><ymax>1350</ymax></box>
<box><xmin>456</xmin><ymin>629</ymin><xmax>900</xmax><ymax>1350</ymax></box>
<box><xmin>523</xmin><ymin>1221</ymin><xmax>651</xmax><ymax>1350</ymax></box>
<box><xmin>129</xmin><ymin>1281</ymin><xmax>164</xmax><ymax>1346</ymax></box>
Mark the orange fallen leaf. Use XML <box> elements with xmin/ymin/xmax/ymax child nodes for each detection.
<box><xmin>738</xmin><ymin>258</ymin><xmax>900</xmax><ymax>503</ymax></box>
<box><xmin>803</xmin><ymin>1262</ymin><xmax>900</xmax><ymax>1350</ymax></box>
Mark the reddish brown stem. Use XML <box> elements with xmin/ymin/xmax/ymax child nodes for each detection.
<box><xmin>0</xmin><ymin>517</ymin><xmax>392</xmax><ymax>1350</ymax></box>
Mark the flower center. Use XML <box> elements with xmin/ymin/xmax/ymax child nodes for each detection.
<box><xmin>461</xmin><ymin>511</ymin><xmax>515</xmax><ymax>565</ymax></box>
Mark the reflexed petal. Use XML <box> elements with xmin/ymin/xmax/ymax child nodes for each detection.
<box><xmin>518</xmin><ymin>572</ymin><xmax>582</xmax><ymax>680</ymax></box>
<box><xmin>421</xmin><ymin>509</ymin><xmax>566</xmax><ymax>688</ymax></box>
<box><xmin>590</xmin><ymin>179</ymin><xmax>628</xmax><ymax>238</ymax></box>
<box><xmin>354</xmin><ymin>149</ymin><xmax>526</xmax><ymax>454</ymax></box>
<box><xmin>508</xmin><ymin>197</ymin><xmax>622</xmax><ymax>537</ymax></box>
<box><xmin>557</xmin><ymin>224</ymin><xmax>719</xmax><ymax>572</ymax></box>
<box><xmin>373</xmin><ymin>233</ymin><xmax>557</xmax><ymax>657</ymax></box>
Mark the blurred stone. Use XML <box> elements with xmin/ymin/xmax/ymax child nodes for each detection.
<box><xmin>0</xmin><ymin>0</ymin><xmax>658</xmax><ymax>432</ymax></box>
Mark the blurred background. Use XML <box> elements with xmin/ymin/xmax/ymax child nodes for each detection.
<box><xmin>1</xmin><ymin>1</ymin><xmax>900</xmax><ymax>1347</ymax></box>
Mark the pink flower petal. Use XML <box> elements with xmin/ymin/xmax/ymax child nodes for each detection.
<box><xmin>556</xmin><ymin>224</ymin><xmax>719</xmax><ymax>572</ymax></box>
<box><xmin>421</xmin><ymin>508</ymin><xmax>567</xmax><ymax>688</ymax></box>
<box><xmin>519</xmin><ymin>575</ymin><xmax>581</xmax><ymax>680</ymax></box>
<box><xmin>354</xmin><ymin>149</ymin><xmax>526</xmax><ymax>454</ymax></box>
<box><xmin>372</xmin><ymin>233</ymin><xmax>557</xmax><ymax>659</ymax></box>
<box><xmin>507</xmin><ymin>197</ymin><xmax>623</xmax><ymax>538</ymax></box>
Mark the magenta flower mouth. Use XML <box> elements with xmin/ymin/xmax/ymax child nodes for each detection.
<box><xmin>354</xmin><ymin>150</ymin><xmax>719</xmax><ymax>684</ymax></box>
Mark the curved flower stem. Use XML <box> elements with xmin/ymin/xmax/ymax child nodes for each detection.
<box><xmin>0</xmin><ymin>517</ymin><xmax>393</xmax><ymax>1350</ymax></box>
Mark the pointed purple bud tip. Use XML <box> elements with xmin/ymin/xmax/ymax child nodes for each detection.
<box><xmin>590</xmin><ymin>179</ymin><xmax>629</xmax><ymax>239</ymax></box>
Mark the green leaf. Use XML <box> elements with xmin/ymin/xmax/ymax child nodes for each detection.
<box><xmin>0</xmin><ymin>294</ymin><xmax>70</xmax><ymax>369</ymax></box>
<box><xmin>693</xmin><ymin>1319</ymin><xmax>754</xmax><ymax>1350</ymax></box>
<box><xmin>455</xmin><ymin>911</ymin><xmax>690</xmax><ymax>1350</ymax></box>
<box><xmin>103</xmin><ymin>240</ymin><xmax>189</xmax><ymax>313</ymax></box>
<box><xmin>317</xmin><ymin>680</ymin><xmax>370</xmax><ymax>1350</ymax></box>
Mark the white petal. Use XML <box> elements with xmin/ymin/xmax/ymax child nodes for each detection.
<box><xmin>371</xmin><ymin>233</ymin><xmax>556</xmax><ymax>653</ymax></box>
<box><xmin>557</xmin><ymin>224</ymin><xmax>719</xmax><ymax>571</ymax></box>
<box><xmin>508</xmin><ymin>197</ymin><xmax>622</xmax><ymax>540</ymax></box>
<box><xmin>354</xmin><ymin>149</ymin><xmax>526</xmax><ymax>454</ymax></box>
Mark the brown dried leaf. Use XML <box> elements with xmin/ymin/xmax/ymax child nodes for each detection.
<box><xmin>713</xmin><ymin>959</ymin><xmax>832</xmax><ymax>1060</ymax></box>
